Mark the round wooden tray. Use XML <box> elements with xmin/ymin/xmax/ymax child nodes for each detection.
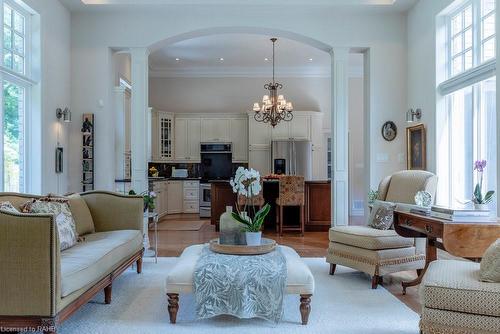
<box><xmin>209</xmin><ymin>238</ymin><xmax>277</xmax><ymax>255</ymax></box>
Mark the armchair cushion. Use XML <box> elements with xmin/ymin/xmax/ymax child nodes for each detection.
<box><xmin>60</xmin><ymin>230</ymin><xmax>142</xmax><ymax>297</ymax></box>
<box><xmin>67</xmin><ymin>194</ymin><xmax>95</xmax><ymax>236</ymax></box>
<box><xmin>329</xmin><ymin>226</ymin><xmax>414</xmax><ymax>250</ymax></box>
<box><xmin>420</xmin><ymin>260</ymin><xmax>500</xmax><ymax>317</ymax></box>
<box><xmin>383</xmin><ymin>170</ymin><xmax>437</xmax><ymax>204</ymax></box>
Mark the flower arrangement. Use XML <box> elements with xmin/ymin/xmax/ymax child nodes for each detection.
<box><xmin>129</xmin><ymin>189</ymin><xmax>157</xmax><ymax>212</ymax></box>
<box><xmin>367</xmin><ymin>189</ymin><xmax>379</xmax><ymax>205</ymax></box>
<box><xmin>472</xmin><ymin>160</ymin><xmax>495</xmax><ymax>207</ymax></box>
<box><xmin>229</xmin><ymin>167</ymin><xmax>271</xmax><ymax>233</ymax></box>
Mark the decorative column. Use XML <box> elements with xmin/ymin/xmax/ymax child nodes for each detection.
<box><xmin>496</xmin><ymin>7</ymin><xmax>500</xmax><ymax>217</ymax></box>
<box><xmin>330</xmin><ymin>48</ymin><xmax>350</xmax><ymax>226</ymax></box>
<box><xmin>130</xmin><ymin>47</ymin><xmax>150</xmax><ymax>250</ymax></box>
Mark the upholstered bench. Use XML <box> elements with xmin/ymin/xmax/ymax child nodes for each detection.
<box><xmin>165</xmin><ymin>244</ymin><xmax>315</xmax><ymax>324</ymax></box>
<box><xmin>419</xmin><ymin>260</ymin><xmax>500</xmax><ymax>334</ymax></box>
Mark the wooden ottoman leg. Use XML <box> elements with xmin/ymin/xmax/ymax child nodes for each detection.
<box><xmin>136</xmin><ymin>256</ymin><xmax>143</xmax><ymax>274</ymax></box>
<box><xmin>329</xmin><ymin>263</ymin><xmax>336</xmax><ymax>275</ymax></box>
<box><xmin>299</xmin><ymin>294</ymin><xmax>312</xmax><ymax>325</ymax></box>
<box><xmin>167</xmin><ymin>293</ymin><xmax>179</xmax><ymax>324</ymax></box>
<box><xmin>371</xmin><ymin>275</ymin><xmax>380</xmax><ymax>289</ymax></box>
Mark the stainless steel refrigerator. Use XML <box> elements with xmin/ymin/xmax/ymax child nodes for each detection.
<box><xmin>271</xmin><ymin>140</ymin><xmax>312</xmax><ymax>180</ymax></box>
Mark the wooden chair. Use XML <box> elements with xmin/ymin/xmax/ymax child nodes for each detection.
<box><xmin>276</xmin><ymin>176</ymin><xmax>305</xmax><ymax>236</ymax></box>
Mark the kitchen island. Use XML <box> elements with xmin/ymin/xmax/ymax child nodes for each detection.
<box><xmin>210</xmin><ymin>179</ymin><xmax>331</xmax><ymax>232</ymax></box>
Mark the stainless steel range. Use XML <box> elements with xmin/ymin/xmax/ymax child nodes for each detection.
<box><xmin>199</xmin><ymin>182</ymin><xmax>211</xmax><ymax>218</ymax></box>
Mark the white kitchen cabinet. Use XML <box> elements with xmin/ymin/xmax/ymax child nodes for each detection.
<box><xmin>289</xmin><ymin>115</ymin><xmax>311</xmax><ymax>140</ymax></box>
<box><xmin>175</xmin><ymin>117</ymin><xmax>201</xmax><ymax>162</ymax></box>
<box><xmin>151</xmin><ymin>111</ymin><xmax>174</xmax><ymax>161</ymax></box>
<box><xmin>152</xmin><ymin>181</ymin><xmax>168</xmax><ymax>218</ymax></box>
<box><xmin>271</xmin><ymin>121</ymin><xmax>289</xmax><ymax>140</ymax></box>
<box><xmin>183</xmin><ymin>180</ymin><xmax>199</xmax><ymax>213</ymax></box>
<box><xmin>249</xmin><ymin>116</ymin><xmax>272</xmax><ymax>145</ymax></box>
<box><xmin>249</xmin><ymin>145</ymin><xmax>271</xmax><ymax>176</ymax></box>
<box><xmin>230</xmin><ymin>118</ymin><xmax>248</xmax><ymax>162</ymax></box>
<box><xmin>201</xmin><ymin>118</ymin><xmax>230</xmax><ymax>142</ymax></box>
<box><xmin>167</xmin><ymin>180</ymin><xmax>183</xmax><ymax>214</ymax></box>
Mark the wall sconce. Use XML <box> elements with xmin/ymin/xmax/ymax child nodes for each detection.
<box><xmin>56</xmin><ymin>107</ymin><xmax>71</xmax><ymax>122</ymax></box>
<box><xmin>406</xmin><ymin>108</ymin><xmax>422</xmax><ymax>123</ymax></box>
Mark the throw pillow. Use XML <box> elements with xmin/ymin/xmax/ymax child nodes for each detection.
<box><xmin>0</xmin><ymin>201</ymin><xmax>20</xmax><ymax>214</ymax></box>
<box><xmin>368</xmin><ymin>200</ymin><xmax>396</xmax><ymax>230</ymax></box>
<box><xmin>67</xmin><ymin>193</ymin><xmax>95</xmax><ymax>235</ymax></box>
<box><xmin>480</xmin><ymin>239</ymin><xmax>500</xmax><ymax>283</ymax></box>
<box><xmin>23</xmin><ymin>197</ymin><xmax>79</xmax><ymax>251</ymax></box>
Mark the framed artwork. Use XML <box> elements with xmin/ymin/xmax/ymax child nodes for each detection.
<box><xmin>381</xmin><ymin>121</ymin><xmax>397</xmax><ymax>141</ymax></box>
<box><xmin>406</xmin><ymin>124</ymin><xmax>426</xmax><ymax>170</ymax></box>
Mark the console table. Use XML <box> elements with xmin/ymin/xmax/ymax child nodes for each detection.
<box><xmin>393</xmin><ymin>211</ymin><xmax>500</xmax><ymax>294</ymax></box>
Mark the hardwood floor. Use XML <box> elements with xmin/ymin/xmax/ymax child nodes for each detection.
<box><xmin>149</xmin><ymin>213</ymin><xmax>424</xmax><ymax>313</ymax></box>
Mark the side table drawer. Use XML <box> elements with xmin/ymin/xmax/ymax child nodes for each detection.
<box><xmin>402</xmin><ymin>217</ymin><xmax>443</xmax><ymax>238</ymax></box>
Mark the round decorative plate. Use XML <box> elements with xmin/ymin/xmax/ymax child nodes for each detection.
<box><xmin>414</xmin><ymin>191</ymin><xmax>432</xmax><ymax>207</ymax></box>
<box><xmin>381</xmin><ymin>121</ymin><xmax>397</xmax><ymax>141</ymax></box>
<box><xmin>209</xmin><ymin>238</ymin><xmax>277</xmax><ymax>255</ymax></box>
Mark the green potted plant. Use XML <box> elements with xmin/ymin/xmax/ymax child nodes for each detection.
<box><xmin>472</xmin><ymin>160</ymin><xmax>495</xmax><ymax>211</ymax></box>
<box><xmin>129</xmin><ymin>189</ymin><xmax>157</xmax><ymax>212</ymax></box>
<box><xmin>229</xmin><ymin>167</ymin><xmax>271</xmax><ymax>246</ymax></box>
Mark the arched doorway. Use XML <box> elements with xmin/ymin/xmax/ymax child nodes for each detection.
<box><xmin>128</xmin><ymin>27</ymin><xmax>353</xmax><ymax>227</ymax></box>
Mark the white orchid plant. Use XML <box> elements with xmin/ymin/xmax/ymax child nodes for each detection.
<box><xmin>229</xmin><ymin>167</ymin><xmax>271</xmax><ymax>232</ymax></box>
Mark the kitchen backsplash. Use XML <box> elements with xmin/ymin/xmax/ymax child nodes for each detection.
<box><xmin>148</xmin><ymin>162</ymin><xmax>248</xmax><ymax>178</ymax></box>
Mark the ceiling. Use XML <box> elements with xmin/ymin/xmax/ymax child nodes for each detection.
<box><xmin>60</xmin><ymin>0</ymin><xmax>418</xmax><ymax>12</ymax></box>
<box><xmin>149</xmin><ymin>34</ymin><xmax>337</xmax><ymax>78</ymax></box>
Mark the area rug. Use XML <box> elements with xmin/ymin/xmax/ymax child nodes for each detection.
<box><xmin>156</xmin><ymin>221</ymin><xmax>207</xmax><ymax>231</ymax></box>
<box><xmin>57</xmin><ymin>257</ymin><xmax>420</xmax><ymax>334</ymax></box>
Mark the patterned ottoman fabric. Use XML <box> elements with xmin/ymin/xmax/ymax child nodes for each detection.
<box><xmin>420</xmin><ymin>307</ymin><xmax>500</xmax><ymax>334</ymax></box>
<box><xmin>329</xmin><ymin>226</ymin><xmax>414</xmax><ymax>250</ymax></box>
<box><xmin>420</xmin><ymin>260</ymin><xmax>500</xmax><ymax>317</ymax></box>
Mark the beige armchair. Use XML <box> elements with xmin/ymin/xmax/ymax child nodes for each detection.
<box><xmin>326</xmin><ymin>170</ymin><xmax>438</xmax><ymax>289</ymax></box>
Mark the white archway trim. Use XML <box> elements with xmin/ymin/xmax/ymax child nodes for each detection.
<box><xmin>130</xmin><ymin>47</ymin><xmax>150</xmax><ymax>194</ymax></box>
<box><xmin>331</xmin><ymin>48</ymin><xmax>350</xmax><ymax>226</ymax></box>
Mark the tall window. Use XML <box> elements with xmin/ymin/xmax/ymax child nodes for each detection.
<box><xmin>438</xmin><ymin>0</ymin><xmax>497</xmax><ymax>211</ymax></box>
<box><xmin>0</xmin><ymin>0</ymin><xmax>33</xmax><ymax>192</ymax></box>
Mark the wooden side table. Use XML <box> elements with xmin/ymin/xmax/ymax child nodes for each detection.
<box><xmin>393</xmin><ymin>211</ymin><xmax>500</xmax><ymax>294</ymax></box>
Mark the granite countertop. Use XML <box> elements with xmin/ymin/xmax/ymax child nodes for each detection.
<box><xmin>148</xmin><ymin>177</ymin><xmax>201</xmax><ymax>182</ymax></box>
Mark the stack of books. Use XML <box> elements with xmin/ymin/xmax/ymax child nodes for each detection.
<box><xmin>430</xmin><ymin>206</ymin><xmax>492</xmax><ymax>221</ymax></box>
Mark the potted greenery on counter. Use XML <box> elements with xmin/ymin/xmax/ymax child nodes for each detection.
<box><xmin>229</xmin><ymin>167</ymin><xmax>271</xmax><ymax>246</ymax></box>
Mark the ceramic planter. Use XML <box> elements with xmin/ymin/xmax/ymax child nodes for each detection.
<box><xmin>245</xmin><ymin>231</ymin><xmax>262</xmax><ymax>246</ymax></box>
<box><xmin>474</xmin><ymin>203</ymin><xmax>489</xmax><ymax>211</ymax></box>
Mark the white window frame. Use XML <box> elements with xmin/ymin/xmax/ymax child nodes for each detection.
<box><xmin>437</xmin><ymin>0</ymin><xmax>496</xmax><ymax>208</ymax></box>
<box><xmin>0</xmin><ymin>0</ymin><xmax>35</xmax><ymax>192</ymax></box>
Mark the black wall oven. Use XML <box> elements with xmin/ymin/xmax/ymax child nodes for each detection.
<box><xmin>200</xmin><ymin>143</ymin><xmax>232</xmax><ymax>180</ymax></box>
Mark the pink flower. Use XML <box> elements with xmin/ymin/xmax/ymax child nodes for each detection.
<box><xmin>474</xmin><ymin>160</ymin><xmax>487</xmax><ymax>173</ymax></box>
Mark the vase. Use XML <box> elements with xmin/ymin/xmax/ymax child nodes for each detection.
<box><xmin>245</xmin><ymin>231</ymin><xmax>262</xmax><ymax>246</ymax></box>
<box><xmin>474</xmin><ymin>203</ymin><xmax>489</xmax><ymax>211</ymax></box>
<box><xmin>219</xmin><ymin>207</ymin><xmax>246</xmax><ymax>245</ymax></box>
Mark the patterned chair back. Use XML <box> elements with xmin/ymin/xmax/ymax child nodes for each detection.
<box><xmin>277</xmin><ymin>176</ymin><xmax>305</xmax><ymax>206</ymax></box>
<box><xmin>237</xmin><ymin>180</ymin><xmax>265</xmax><ymax>207</ymax></box>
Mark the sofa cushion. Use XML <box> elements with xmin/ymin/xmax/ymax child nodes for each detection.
<box><xmin>165</xmin><ymin>244</ymin><xmax>315</xmax><ymax>295</ymax></box>
<box><xmin>67</xmin><ymin>194</ymin><xmax>95</xmax><ymax>235</ymax></box>
<box><xmin>420</xmin><ymin>260</ymin><xmax>500</xmax><ymax>317</ymax></box>
<box><xmin>329</xmin><ymin>226</ymin><xmax>414</xmax><ymax>250</ymax></box>
<box><xmin>480</xmin><ymin>239</ymin><xmax>500</xmax><ymax>283</ymax></box>
<box><xmin>0</xmin><ymin>201</ymin><xmax>19</xmax><ymax>213</ymax></box>
<box><xmin>60</xmin><ymin>230</ymin><xmax>143</xmax><ymax>297</ymax></box>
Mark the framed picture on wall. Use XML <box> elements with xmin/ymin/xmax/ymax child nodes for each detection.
<box><xmin>406</xmin><ymin>124</ymin><xmax>426</xmax><ymax>170</ymax></box>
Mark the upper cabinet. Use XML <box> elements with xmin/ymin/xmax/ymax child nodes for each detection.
<box><xmin>201</xmin><ymin>118</ymin><xmax>230</xmax><ymax>142</ymax></box>
<box><xmin>230</xmin><ymin>118</ymin><xmax>248</xmax><ymax>163</ymax></box>
<box><xmin>175</xmin><ymin>117</ymin><xmax>201</xmax><ymax>162</ymax></box>
<box><xmin>271</xmin><ymin>114</ymin><xmax>311</xmax><ymax>141</ymax></box>
<box><xmin>248</xmin><ymin>116</ymin><xmax>272</xmax><ymax>146</ymax></box>
<box><xmin>151</xmin><ymin>111</ymin><xmax>174</xmax><ymax>162</ymax></box>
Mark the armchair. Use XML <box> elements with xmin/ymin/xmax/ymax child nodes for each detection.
<box><xmin>326</xmin><ymin>170</ymin><xmax>438</xmax><ymax>288</ymax></box>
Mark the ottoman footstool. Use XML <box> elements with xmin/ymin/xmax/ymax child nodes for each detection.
<box><xmin>165</xmin><ymin>244</ymin><xmax>315</xmax><ymax>324</ymax></box>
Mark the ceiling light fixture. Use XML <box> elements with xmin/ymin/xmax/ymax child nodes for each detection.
<box><xmin>219</xmin><ymin>57</ymin><xmax>224</xmax><ymax>61</ymax></box>
<box><xmin>175</xmin><ymin>57</ymin><xmax>180</xmax><ymax>61</ymax></box>
<box><xmin>308</xmin><ymin>58</ymin><xmax>313</xmax><ymax>61</ymax></box>
<box><xmin>252</xmin><ymin>38</ymin><xmax>293</xmax><ymax>128</ymax></box>
<box><xmin>264</xmin><ymin>58</ymin><xmax>269</xmax><ymax>61</ymax></box>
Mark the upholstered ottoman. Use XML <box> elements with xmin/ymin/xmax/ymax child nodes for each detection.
<box><xmin>165</xmin><ymin>244</ymin><xmax>315</xmax><ymax>324</ymax></box>
<box><xmin>419</xmin><ymin>260</ymin><xmax>500</xmax><ymax>334</ymax></box>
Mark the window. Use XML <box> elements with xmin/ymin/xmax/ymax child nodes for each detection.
<box><xmin>0</xmin><ymin>0</ymin><xmax>33</xmax><ymax>192</ymax></box>
<box><xmin>448</xmin><ymin>0</ymin><xmax>496</xmax><ymax>77</ymax></box>
<box><xmin>438</xmin><ymin>0</ymin><xmax>497</xmax><ymax>212</ymax></box>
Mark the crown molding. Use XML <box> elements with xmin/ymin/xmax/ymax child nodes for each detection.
<box><xmin>148</xmin><ymin>65</ymin><xmax>364</xmax><ymax>78</ymax></box>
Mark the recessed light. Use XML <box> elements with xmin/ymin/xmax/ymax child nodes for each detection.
<box><xmin>175</xmin><ymin>58</ymin><xmax>180</xmax><ymax>61</ymax></box>
<box><xmin>308</xmin><ymin>58</ymin><xmax>313</xmax><ymax>62</ymax></box>
<box><xmin>219</xmin><ymin>57</ymin><xmax>224</xmax><ymax>61</ymax></box>
<box><xmin>264</xmin><ymin>58</ymin><xmax>269</xmax><ymax>61</ymax></box>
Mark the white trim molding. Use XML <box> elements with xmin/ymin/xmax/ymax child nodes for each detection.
<box><xmin>438</xmin><ymin>59</ymin><xmax>496</xmax><ymax>96</ymax></box>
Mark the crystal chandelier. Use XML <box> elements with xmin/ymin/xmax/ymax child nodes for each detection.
<box><xmin>252</xmin><ymin>38</ymin><xmax>293</xmax><ymax>127</ymax></box>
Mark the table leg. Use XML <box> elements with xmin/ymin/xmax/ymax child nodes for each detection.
<box><xmin>402</xmin><ymin>237</ymin><xmax>437</xmax><ymax>294</ymax></box>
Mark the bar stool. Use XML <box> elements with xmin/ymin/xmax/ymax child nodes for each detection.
<box><xmin>276</xmin><ymin>176</ymin><xmax>305</xmax><ymax>236</ymax></box>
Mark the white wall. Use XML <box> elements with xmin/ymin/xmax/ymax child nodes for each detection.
<box><xmin>23</xmin><ymin>0</ymin><xmax>71</xmax><ymax>195</ymax></box>
<box><xmin>149</xmin><ymin>76</ymin><xmax>330</xmax><ymax>122</ymax></box>
<box><xmin>349</xmin><ymin>77</ymin><xmax>365</xmax><ymax>216</ymax></box>
<box><xmin>69</xmin><ymin>6</ymin><xmax>408</xmax><ymax>192</ymax></box>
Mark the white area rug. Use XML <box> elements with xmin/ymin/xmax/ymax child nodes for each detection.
<box><xmin>58</xmin><ymin>257</ymin><xmax>419</xmax><ymax>334</ymax></box>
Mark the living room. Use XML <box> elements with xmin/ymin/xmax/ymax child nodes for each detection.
<box><xmin>0</xmin><ymin>0</ymin><xmax>499</xmax><ymax>333</ymax></box>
